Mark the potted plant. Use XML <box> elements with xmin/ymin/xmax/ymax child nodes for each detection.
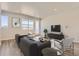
<box><xmin>43</xmin><ymin>29</ymin><xmax>48</xmax><ymax>38</ymax></box>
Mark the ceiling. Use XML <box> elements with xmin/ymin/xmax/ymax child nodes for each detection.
<box><xmin>1</xmin><ymin>2</ymin><xmax>79</xmax><ymax>18</ymax></box>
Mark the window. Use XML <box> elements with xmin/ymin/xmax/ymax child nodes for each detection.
<box><xmin>1</xmin><ymin>15</ymin><xmax>8</xmax><ymax>27</ymax></box>
<box><xmin>29</xmin><ymin>20</ymin><xmax>34</xmax><ymax>30</ymax></box>
<box><xmin>21</xmin><ymin>18</ymin><xmax>29</xmax><ymax>29</ymax></box>
<box><xmin>1</xmin><ymin>10</ymin><xmax>41</xmax><ymax>34</ymax></box>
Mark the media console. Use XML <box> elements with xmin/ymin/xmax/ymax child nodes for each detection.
<box><xmin>47</xmin><ymin>33</ymin><xmax>64</xmax><ymax>40</ymax></box>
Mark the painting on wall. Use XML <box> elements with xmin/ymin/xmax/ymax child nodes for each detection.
<box><xmin>12</xmin><ymin>17</ymin><xmax>20</xmax><ymax>27</ymax></box>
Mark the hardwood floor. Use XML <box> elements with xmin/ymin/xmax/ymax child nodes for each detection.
<box><xmin>64</xmin><ymin>49</ymin><xmax>74</xmax><ymax>56</ymax></box>
<box><xmin>0</xmin><ymin>39</ymin><xmax>23</xmax><ymax>56</ymax></box>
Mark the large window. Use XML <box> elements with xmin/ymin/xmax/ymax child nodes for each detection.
<box><xmin>1</xmin><ymin>10</ymin><xmax>41</xmax><ymax>34</ymax></box>
<box><xmin>29</xmin><ymin>20</ymin><xmax>34</xmax><ymax>29</ymax></box>
<box><xmin>21</xmin><ymin>18</ymin><xmax>29</xmax><ymax>29</ymax></box>
<box><xmin>21</xmin><ymin>18</ymin><xmax>34</xmax><ymax>30</ymax></box>
<box><xmin>1</xmin><ymin>15</ymin><xmax>8</xmax><ymax>28</ymax></box>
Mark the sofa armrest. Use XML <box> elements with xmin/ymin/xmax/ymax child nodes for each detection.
<box><xmin>15</xmin><ymin>34</ymin><xmax>20</xmax><ymax>44</ymax></box>
<box><xmin>15</xmin><ymin>34</ymin><xmax>28</xmax><ymax>43</ymax></box>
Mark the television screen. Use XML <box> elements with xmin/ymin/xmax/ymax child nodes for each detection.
<box><xmin>51</xmin><ymin>25</ymin><xmax>61</xmax><ymax>32</ymax></box>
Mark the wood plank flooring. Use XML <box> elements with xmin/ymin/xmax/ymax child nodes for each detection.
<box><xmin>64</xmin><ymin>49</ymin><xmax>74</xmax><ymax>56</ymax></box>
<box><xmin>0</xmin><ymin>39</ymin><xmax>23</xmax><ymax>56</ymax></box>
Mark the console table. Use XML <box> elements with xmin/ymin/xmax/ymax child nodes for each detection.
<box><xmin>47</xmin><ymin>33</ymin><xmax>64</xmax><ymax>40</ymax></box>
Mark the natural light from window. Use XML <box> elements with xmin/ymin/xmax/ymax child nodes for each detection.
<box><xmin>21</xmin><ymin>18</ymin><xmax>29</xmax><ymax>29</ymax></box>
<box><xmin>1</xmin><ymin>16</ymin><xmax>8</xmax><ymax>28</ymax></box>
<box><xmin>29</xmin><ymin>20</ymin><xmax>33</xmax><ymax>28</ymax></box>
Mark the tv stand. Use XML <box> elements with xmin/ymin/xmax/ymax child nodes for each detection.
<box><xmin>47</xmin><ymin>33</ymin><xmax>64</xmax><ymax>40</ymax></box>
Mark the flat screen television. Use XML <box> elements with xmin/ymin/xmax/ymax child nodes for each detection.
<box><xmin>51</xmin><ymin>25</ymin><xmax>61</xmax><ymax>32</ymax></box>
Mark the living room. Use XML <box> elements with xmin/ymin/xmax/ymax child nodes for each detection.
<box><xmin>0</xmin><ymin>2</ymin><xmax>79</xmax><ymax>56</ymax></box>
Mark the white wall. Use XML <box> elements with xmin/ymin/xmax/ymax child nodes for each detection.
<box><xmin>41</xmin><ymin>8</ymin><xmax>79</xmax><ymax>41</ymax></box>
